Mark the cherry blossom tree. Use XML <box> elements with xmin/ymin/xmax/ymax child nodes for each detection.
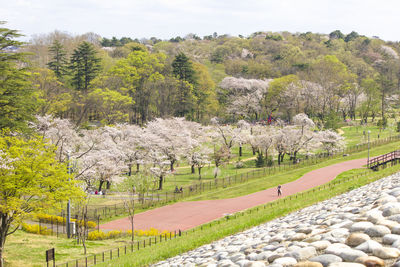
<box><xmin>219</xmin><ymin>77</ymin><xmax>271</xmax><ymax>120</ymax></box>
<box><xmin>318</xmin><ymin>130</ymin><xmax>345</xmax><ymax>155</ymax></box>
<box><xmin>146</xmin><ymin>118</ymin><xmax>193</xmax><ymax>172</ymax></box>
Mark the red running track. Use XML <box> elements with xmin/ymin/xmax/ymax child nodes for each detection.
<box><xmin>100</xmin><ymin>158</ymin><xmax>366</xmax><ymax>232</ymax></box>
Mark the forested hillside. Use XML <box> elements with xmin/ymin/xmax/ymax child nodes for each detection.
<box><xmin>16</xmin><ymin>29</ymin><xmax>400</xmax><ymax>128</ymax></box>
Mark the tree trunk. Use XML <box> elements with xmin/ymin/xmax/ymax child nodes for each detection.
<box><xmin>170</xmin><ymin>161</ymin><xmax>174</xmax><ymax>172</ymax></box>
<box><xmin>0</xmin><ymin>223</ymin><xmax>7</xmax><ymax>267</ymax></box>
<box><xmin>106</xmin><ymin>181</ymin><xmax>111</xmax><ymax>189</ymax></box>
<box><xmin>128</xmin><ymin>165</ymin><xmax>132</xmax><ymax>176</ymax></box>
<box><xmin>252</xmin><ymin>147</ymin><xmax>256</xmax><ymax>156</ymax></box>
<box><xmin>98</xmin><ymin>180</ymin><xmax>104</xmax><ymax>191</ymax></box>
<box><xmin>239</xmin><ymin>146</ymin><xmax>242</xmax><ymax>157</ymax></box>
<box><xmin>158</xmin><ymin>176</ymin><xmax>163</xmax><ymax>190</ymax></box>
<box><xmin>191</xmin><ymin>165</ymin><xmax>195</xmax><ymax>174</ymax></box>
<box><xmin>198</xmin><ymin>167</ymin><xmax>202</xmax><ymax>180</ymax></box>
<box><xmin>136</xmin><ymin>163</ymin><xmax>140</xmax><ymax>173</ymax></box>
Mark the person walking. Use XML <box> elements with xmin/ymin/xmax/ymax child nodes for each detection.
<box><xmin>277</xmin><ymin>185</ymin><xmax>282</xmax><ymax>196</ymax></box>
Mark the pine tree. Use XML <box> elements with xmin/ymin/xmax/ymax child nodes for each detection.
<box><xmin>47</xmin><ymin>40</ymin><xmax>67</xmax><ymax>79</ymax></box>
<box><xmin>172</xmin><ymin>53</ymin><xmax>196</xmax><ymax>117</ymax></box>
<box><xmin>172</xmin><ymin>53</ymin><xmax>196</xmax><ymax>84</ymax></box>
<box><xmin>0</xmin><ymin>22</ymin><xmax>36</xmax><ymax>131</ymax></box>
<box><xmin>69</xmin><ymin>41</ymin><xmax>101</xmax><ymax>91</ymax></box>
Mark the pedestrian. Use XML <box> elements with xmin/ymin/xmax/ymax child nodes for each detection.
<box><xmin>277</xmin><ymin>185</ymin><xmax>282</xmax><ymax>196</ymax></box>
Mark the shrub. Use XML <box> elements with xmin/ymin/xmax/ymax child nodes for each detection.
<box><xmin>255</xmin><ymin>153</ymin><xmax>265</xmax><ymax>167</ymax></box>
<box><xmin>87</xmin><ymin>228</ymin><xmax>174</xmax><ymax>240</ymax></box>
<box><xmin>21</xmin><ymin>223</ymin><xmax>53</xmax><ymax>235</ymax></box>
<box><xmin>265</xmin><ymin>156</ymin><xmax>274</xmax><ymax>167</ymax></box>
<box><xmin>377</xmin><ymin>116</ymin><xmax>388</xmax><ymax>129</ymax></box>
<box><xmin>35</xmin><ymin>213</ymin><xmax>97</xmax><ymax>228</ymax></box>
<box><xmin>234</xmin><ymin>161</ymin><xmax>244</xmax><ymax>169</ymax></box>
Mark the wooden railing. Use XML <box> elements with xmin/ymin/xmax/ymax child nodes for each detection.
<box><xmin>368</xmin><ymin>150</ymin><xmax>400</xmax><ymax>169</ymax></box>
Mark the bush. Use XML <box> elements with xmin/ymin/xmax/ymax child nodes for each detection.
<box><xmin>377</xmin><ymin>116</ymin><xmax>388</xmax><ymax>128</ymax></box>
<box><xmin>234</xmin><ymin>161</ymin><xmax>244</xmax><ymax>169</ymax></box>
<box><xmin>397</xmin><ymin>122</ymin><xmax>400</xmax><ymax>132</ymax></box>
<box><xmin>35</xmin><ymin>213</ymin><xmax>97</xmax><ymax>228</ymax></box>
<box><xmin>265</xmin><ymin>156</ymin><xmax>274</xmax><ymax>167</ymax></box>
<box><xmin>87</xmin><ymin>228</ymin><xmax>174</xmax><ymax>240</ymax></box>
<box><xmin>255</xmin><ymin>153</ymin><xmax>265</xmax><ymax>167</ymax></box>
<box><xmin>21</xmin><ymin>223</ymin><xmax>53</xmax><ymax>235</ymax></box>
<box><xmin>324</xmin><ymin>112</ymin><xmax>341</xmax><ymax>130</ymax></box>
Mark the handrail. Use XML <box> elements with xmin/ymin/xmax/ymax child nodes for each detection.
<box><xmin>368</xmin><ymin>150</ymin><xmax>400</xmax><ymax>169</ymax></box>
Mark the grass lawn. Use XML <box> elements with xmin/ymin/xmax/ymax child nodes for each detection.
<box><xmin>3</xmin><ymin>230</ymin><xmax>151</xmax><ymax>267</ymax></box>
<box><xmin>341</xmin><ymin>123</ymin><xmax>396</xmax><ymax>147</ymax></box>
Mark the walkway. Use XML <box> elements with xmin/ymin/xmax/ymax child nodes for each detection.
<box><xmin>100</xmin><ymin>158</ymin><xmax>366</xmax><ymax>232</ymax></box>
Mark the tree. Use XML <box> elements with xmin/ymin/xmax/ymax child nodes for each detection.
<box><xmin>192</xmin><ymin>62</ymin><xmax>217</xmax><ymax>121</ymax></box>
<box><xmin>87</xmin><ymin>88</ymin><xmax>132</xmax><ymax>125</ymax></box>
<box><xmin>0</xmin><ymin>23</ymin><xmax>36</xmax><ymax>132</ymax></box>
<box><xmin>124</xmin><ymin>170</ymin><xmax>153</xmax><ymax>241</ymax></box>
<box><xmin>172</xmin><ymin>53</ymin><xmax>196</xmax><ymax>117</ymax></box>
<box><xmin>111</xmin><ymin>50</ymin><xmax>166</xmax><ymax>124</ymax></box>
<box><xmin>69</xmin><ymin>41</ymin><xmax>102</xmax><ymax>91</ymax></box>
<box><xmin>33</xmin><ymin>68</ymin><xmax>73</xmax><ymax>118</ymax></box>
<box><xmin>219</xmin><ymin>77</ymin><xmax>270</xmax><ymax>120</ymax></box>
<box><xmin>329</xmin><ymin>30</ymin><xmax>345</xmax><ymax>40</ymax></box>
<box><xmin>47</xmin><ymin>40</ymin><xmax>68</xmax><ymax>79</ymax></box>
<box><xmin>318</xmin><ymin>130</ymin><xmax>345</xmax><ymax>155</ymax></box>
<box><xmin>0</xmin><ymin>133</ymin><xmax>82</xmax><ymax>266</ymax></box>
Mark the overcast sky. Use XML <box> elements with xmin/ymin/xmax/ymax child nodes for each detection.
<box><xmin>2</xmin><ymin>0</ymin><xmax>400</xmax><ymax>41</ymax></box>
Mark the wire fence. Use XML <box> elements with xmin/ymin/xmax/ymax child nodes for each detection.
<box><xmin>53</xmin><ymin>148</ymin><xmax>400</xmax><ymax>267</ymax></box>
<box><xmin>55</xmin><ymin>231</ymin><xmax>179</xmax><ymax>267</ymax></box>
<box><xmin>63</xmin><ymin>134</ymin><xmax>400</xmax><ymax>220</ymax></box>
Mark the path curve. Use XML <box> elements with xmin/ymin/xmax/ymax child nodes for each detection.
<box><xmin>101</xmin><ymin>158</ymin><xmax>366</xmax><ymax>232</ymax></box>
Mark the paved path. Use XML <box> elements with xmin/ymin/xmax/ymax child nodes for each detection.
<box><xmin>100</xmin><ymin>158</ymin><xmax>366</xmax><ymax>232</ymax></box>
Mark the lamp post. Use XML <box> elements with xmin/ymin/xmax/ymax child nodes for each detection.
<box><xmin>66</xmin><ymin>151</ymin><xmax>71</xmax><ymax>238</ymax></box>
<box><xmin>367</xmin><ymin>130</ymin><xmax>371</xmax><ymax>167</ymax></box>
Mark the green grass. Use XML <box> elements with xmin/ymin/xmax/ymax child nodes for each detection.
<box><xmin>3</xmin><ymin>231</ymin><xmax>151</xmax><ymax>267</ymax></box>
<box><xmin>341</xmin><ymin>123</ymin><xmax>396</xmax><ymax>147</ymax></box>
<box><xmin>96</xmin><ymin>161</ymin><xmax>400</xmax><ymax>267</ymax></box>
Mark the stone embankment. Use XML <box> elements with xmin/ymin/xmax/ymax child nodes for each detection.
<box><xmin>154</xmin><ymin>172</ymin><xmax>400</xmax><ymax>267</ymax></box>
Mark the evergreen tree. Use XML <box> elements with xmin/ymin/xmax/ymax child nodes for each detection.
<box><xmin>172</xmin><ymin>53</ymin><xmax>196</xmax><ymax>84</ymax></box>
<box><xmin>69</xmin><ymin>41</ymin><xmax>101</xmax><ymax>91</ymax></box>
<box><xmin>0</xmin><ymin>22</ymin><xmax>36</xmax><ymax>131</ymax></box>
<box><xmin>47</xmin><ymin>40</ymin><xmax>67</xmax><ymax>79</ymax></box>
<box><xmin>172</xmin><ymin>53</ymin><xmax>196</xmax><ymax>117</ymax></box>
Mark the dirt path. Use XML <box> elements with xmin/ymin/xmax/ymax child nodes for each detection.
<box><xmin>100</xmin><ymin>158</ymin><xmax>366</xmax><ymax>232</ymax></box>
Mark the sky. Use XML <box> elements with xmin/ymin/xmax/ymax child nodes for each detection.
<box><xmin>2</xmin><ymin>0</ymin><xmax>400</xmax><ymax>41</ymax></box>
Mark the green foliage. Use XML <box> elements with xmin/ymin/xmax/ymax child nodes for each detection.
<box><xmin>377</xmin><ymin>116</ymin><xmax>388</xmax><ymax>128</ymax></box>
<box><xmin>0</xmin><ymin>132</ymin><xmax>84</xmax><ymax>263</ymax></box>
<box><xmin>329</xmin><ymin>30</ymin><xmax>345</xmax><ymax>40</ymax></box>
<box><xmin>172</xmin><ymin>53</ymin><xmax>196</xmax><ymax>117</ymax></box>
<box><xmin>87</xmin><ymin>88</ymin><xmax>132</xmax><ymax>124</ymax></box>
<box><xmin>324</xmin><ymin>112</ymin><xmax>341</xmax><ymax>130</ymax></box>
<box><xmin>47</xmin><ymin>40</ymin><xmax>68</xmax><ymax>79</ymax></box>
<box><xmin>396</xmin><ymin>122</ymin><xmax>400</xmax><ymax>132</ymax></box>
<box><xmin>172</xmin><ymin>53</ymin><xmax>196</xmax><ymax>84</ymax></box>
<box><xmin>0</xmin><ymin>23</ymin><xmax>37</xmax><ymax>132</ymax></box>
<box><xmin>265</xmin><ymin>34</ymin><xmax>283</xmax><ymax>41</ymax></box>
<box><xmin>69</xmin><ymin>41</ymin><xmax>102</xmax><ymax>91</ymax></box>
<box><xmin>255</xmin><ymin>153</ymin><xmax>265</xmax><ymax>167</ymax></box>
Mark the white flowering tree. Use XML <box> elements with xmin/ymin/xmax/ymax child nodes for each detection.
<box><xmin>146</xmin><ymin>118</ymin><xmax>192</xmax><ymax>172</ymax></box>
<box><xmin>318</xmin><ymin>130</ymin><xmax>345</xmax><ymax>155</ymax></box>
<box><xmin>219</xmin><ymin>77</ymin><xmax>271</xmax><ymax>120</ymax></box>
